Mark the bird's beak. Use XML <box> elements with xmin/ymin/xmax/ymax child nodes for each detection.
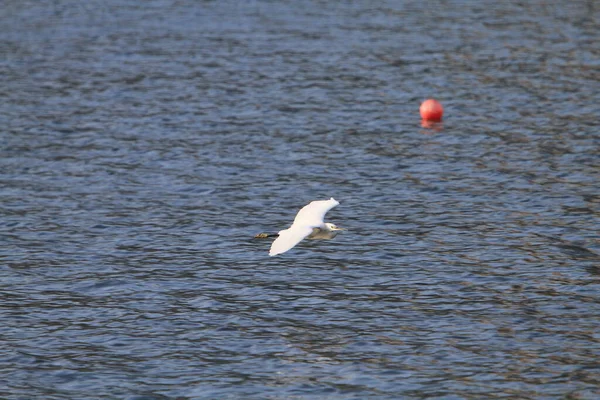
<box><xmin>332</xmin><ymin>227</ymin><xmax>347</xmax><ymax>231</ymax></box>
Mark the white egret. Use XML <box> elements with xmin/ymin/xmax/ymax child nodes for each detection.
<box><xmin>259</xmin><ymin>198</ymin><xmax>345</xmax><ymax>256</ymax></box>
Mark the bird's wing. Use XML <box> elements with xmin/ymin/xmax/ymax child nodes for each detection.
<box><xmin>269</xmin><ymin>226</ymin><xmax>314</xmax><ymax>256</ymax></box>
<box><xmin>292</xmin><ymin>198</ymin><xmax>339</xmax><ymax>228</ymax></box>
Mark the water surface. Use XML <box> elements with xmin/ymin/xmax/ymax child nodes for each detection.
<box><xmin>2</xmin><ymin>1</ymin><xmax>600</xmax><ymax>399</ymax></box>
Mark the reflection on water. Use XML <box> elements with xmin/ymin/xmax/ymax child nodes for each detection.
<box><xmin>2</xmin><ymin>0</ymin><xmax>599</xmax><ymax>398</ymax></box>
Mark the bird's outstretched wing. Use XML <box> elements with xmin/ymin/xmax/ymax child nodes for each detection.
<box><xmin>292</xmin><ymin>198</ymin><xmax>339</xmax><ymax>228</ymax></box>
<box><xmin>269</xmin><ymin>226</ymin><xmax>314</xmax><ymax>256</ymax></box>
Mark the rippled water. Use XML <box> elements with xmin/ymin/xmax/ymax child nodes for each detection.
<box><xmin>2</xmin><ymin>1</ymin><xmax>600</xmax><ymax>399</ymax></box>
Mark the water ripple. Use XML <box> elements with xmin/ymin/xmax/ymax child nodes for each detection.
<box><xmin>2</xmin><ymin>0</ymin><xmax>600</xmax><ymax>399</ymax></box>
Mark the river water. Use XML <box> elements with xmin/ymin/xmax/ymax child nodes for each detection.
<box><xmin>2</xmin><ymin>1</ymin><xmax>599</xmax><ymax>399</ymax></box>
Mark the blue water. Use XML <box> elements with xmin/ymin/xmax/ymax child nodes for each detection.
<box><xmin>2</xmin><ymin>1</ymin><xmax>599</xmax><ymax>399</ymax></box>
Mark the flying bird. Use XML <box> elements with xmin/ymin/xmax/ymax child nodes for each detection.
<box><xmin>258</xmin><ymin>198</ymin><xmax>345</xmax><ymax>256</ymax></box>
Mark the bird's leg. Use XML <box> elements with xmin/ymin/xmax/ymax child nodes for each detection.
<box><xmin>254</xmin><ymin>233</ymin><xmax>279</xmax><ymax>239</ymax></box>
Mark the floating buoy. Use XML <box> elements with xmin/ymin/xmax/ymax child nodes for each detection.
<box><xmin>420</xmin><ymin>99</ymin><xmax>444</xmax><ymax>122</ymax></box>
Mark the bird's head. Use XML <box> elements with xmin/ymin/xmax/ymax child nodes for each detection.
<box><xmin>325</xmin><ymin>223</ymin><xmax>346</xmax><ymax>231</ymax></box>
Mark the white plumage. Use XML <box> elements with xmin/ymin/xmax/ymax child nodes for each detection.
<box><xmin>269</xmin><ymin>198</ymin><xmax>344</xmax><ymax>256</ymax></box>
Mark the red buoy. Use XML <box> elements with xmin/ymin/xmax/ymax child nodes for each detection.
<box><xmin>420</xmin><ymin>99</ymin><xmax>444</xmax><ymax>122</ymax></box>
